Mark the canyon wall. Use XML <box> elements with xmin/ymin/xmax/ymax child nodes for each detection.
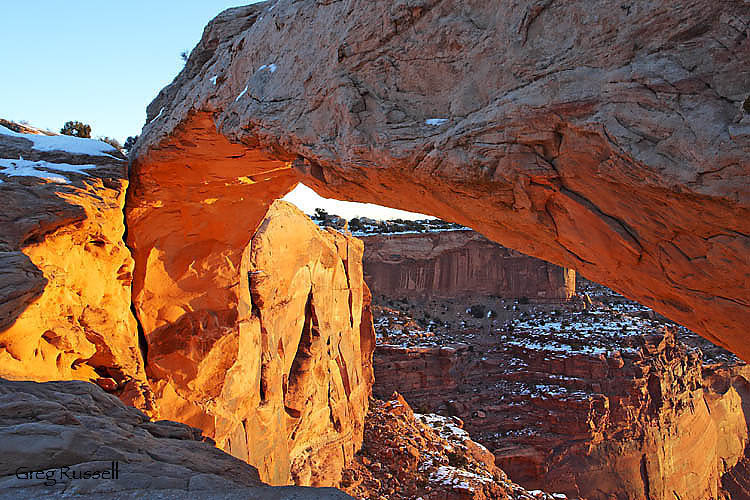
<box><xmin>0</xmin><ymin>126</ymin><xmax>152</xmax><ymax>410</ymax></box>
<box><xmin>361</xmin><ymin>230</ymin><xmax>575</xmax><ymax>301</ymax></box>
<box><xmin>341</xmin><ymin>394</ymin><xmax>572</xmax><ymax>500</ymax></box>
<box><xmin>145</xmin><ymin>200</ymin><xmax>375</xmax><ymax>487</ymax></box>
<box><xmin>373</xmin><ymin>317</ymin><xmax>749</xmax><ymax>499</ymax></box>
<box><xmin>132</xmin><ymin>0</ymin><xmax>750</xmax><ymax>361</ymax></box>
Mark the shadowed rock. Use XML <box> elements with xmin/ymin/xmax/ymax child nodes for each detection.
<box><xmin>0</xmin><ymin>378</ymin><xmax>353</xmax><ymax>499</ymax></box>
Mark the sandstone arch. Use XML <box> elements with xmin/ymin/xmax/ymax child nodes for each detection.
<box><xmin>128</xmin><ymin>0</ymin><xmax>750</xmax><ymax>379</ymax></box>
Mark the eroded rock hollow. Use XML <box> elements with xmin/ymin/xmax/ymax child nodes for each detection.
<box><xmin>0</xmin><ymin>125</ymin><xmax>151</xmax><ymax>410</ymax></box>
<box><xmin>131</xmin><ymin>0</ymin><xmax>750</xmax><ymax>361</ymax></box>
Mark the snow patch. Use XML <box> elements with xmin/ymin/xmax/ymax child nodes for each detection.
<box><xmin>425</xmin><ymin>118</ymin><xmax>448</xmax><ymax>126</ymax></box>
<box><xmin>210</xmin><ymin>75</ymin><xmax>218</xmax><ymax>85</ymax></box>
<box><xmin>0</xmin><ymin>126</ymin><xmax>119</xmax><ymax>158</ymax></box>
<box><xmin>0</xmin><ymin>157</ymin><xmax>97</xmax><ymax>184</ymax></box>
<box><xmin>235</xmin><ymin>85</ymin><xmax>249</xmax><ymax>102</ymax></box>
<box><xmin>258</xmin><ymin>63</ymin><xmax>278</xmax><ymax>73</ymax></box>
<box><xmin>147</xmin><ymin>107</ymin><xmax>165</xmax><ymax>125</ymax></box>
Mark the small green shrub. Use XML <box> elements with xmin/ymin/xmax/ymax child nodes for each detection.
<box><xmin>60</xmin><ymin>121</ymin><xmax>91</xmax><ymax>138</ymax></box>
<box><xmin>123</xmin><ymin>135</ymin><xmax>138</xmax><ymax>152</ymax></box>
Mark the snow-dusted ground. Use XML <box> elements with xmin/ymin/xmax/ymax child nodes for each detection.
<box><xmin>414</xmin><ymin>412</ymin><xmax>572</xmax><ymax>500</ymax></box>
<box><xmin>312</xmin><ymin>214</ymin><xmax>469</xmax><ymax>236</ymax></box>
<box><xmin>0</xmin><ymin>125</ymin><xmax>120</xmax><ymax>158</ymax></box>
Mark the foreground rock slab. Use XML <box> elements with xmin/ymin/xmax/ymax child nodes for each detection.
<box><xmin>132</xmin><ymin>0</ymin><xmax>750</xmax><ymax>361</ymax></box>
<box><xmin>0</xmin><ymin>378</ymin><xmax>353</xmax><ymax>499</ymax></box>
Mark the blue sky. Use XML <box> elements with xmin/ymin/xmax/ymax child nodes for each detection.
<box><xmin>0</xmin><ymin>1</ymin><xmax>256</xmax><ymax>143</ymax></box>
<box><xmin>0</xmin><ymin>0</ymin><xmax>426</xmax><ymax>220</ymax></box>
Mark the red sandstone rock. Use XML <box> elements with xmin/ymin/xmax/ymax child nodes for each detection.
<box><xmin>145</xmin><ymin>201</ymin><xmax>374</xmax><ymax>487</ymax></box>
<box><xmin>131</xmin><ymin>0</ymin><xmax>750</xmax><ymax>362</ymax></box>
<box><xmin>0</xmin><ymin>117</ymin><xmax>375</xmax><ymax>489</ymax></box>
<box><xmin>0</xmin><ymin>124</ymin><xmax>152</xmax><ymax>411</ymax></box>
<box><xmin>372</xmin><ymin>296</ymin><xmax>750</xmax><ymax>500</ymax></box>
<box><xmin>361</xmin><ymin>230</ymin><xmax>575</xmax><ymax>302</ymax></box>
<box><xmin>340</xmin><ymin>395</ymin><xmax>572</xmax><ymax>500</ymax></box>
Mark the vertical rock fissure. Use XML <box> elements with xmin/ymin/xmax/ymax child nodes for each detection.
<box><xmin>338</xmin><ymin>238</ymin><xmax>355</xmax><ymax>330</ymax></box>
<box><xmin>122</xmin><ymin>176</ymin><xmax>148</xmax><ymax>370</ymax></box>
<box><xmin>132</xmin><ymin>302</ymin><xmax>149</xmax><ymax>368</ymax></box>
<box><xmin>641</xmin><ymin>454</ymin><xmax>652</xmax><ymax>500</ymax></box>
<box><xmin>284</xmin><ymin>288</ymin><xmax>318</xmax><ymax>418</ymax></box>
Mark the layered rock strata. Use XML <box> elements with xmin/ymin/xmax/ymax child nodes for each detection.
<box><xmin>372</xmin><ymin>299</ymin><xmax>749</xmax><ymax>500</ymax></box>
<box><xmin>0</xmin><ymin>378</ymin><xmax>353</xmax><ymax>500</ymax></box>
<box><xmin>145</xmin><ymin>201</ymin><xmax>375</xmax><ymax>487</ymax></box>
<box><xmin>132</xmin><ymin>0</ymin><xmax>750</xmax><ymax>361</ymax></box>
<box><xmin>0</xmin><ymin>126</ymin><xmax>150</xmax><ymax>409</ymax></box>
<box><xmin>361</xmin><ymin>230</ymin><xmax>576</xmax><ymax>302</ymax></box>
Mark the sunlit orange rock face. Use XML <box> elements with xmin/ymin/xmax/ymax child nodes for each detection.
<box><xmin>132</xmin><ymin>1</ymin><xmax>750</xmax><ymax>362</ymax></box>
<box><xmin>0</xmin><ymin>126</ymin><xmax>150</xmax><ymax>409</ymax></box>
<box><xmin>141</xmin><ymin>200</ymin><xmax>374</xmax><ymax>486</ymax></box>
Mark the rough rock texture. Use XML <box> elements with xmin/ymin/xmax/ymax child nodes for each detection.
<box><xmin>340</xmin><ymin>395</ymin><xmax>572</xmax><ymax>500</ymax></box>
<box><xmin>0</xmin><ymin>378</ymin><xmax>353</xmax><ymax>500</ymax></box>
<box><xmin>372</xmin><ymin>300</ymin><xmax>750</xmax><ymax>500</ymax></box>
<box><xmin>0</xmin><ymin>120</ymin><xmax>375</xmax><ymax>490</ymax></box>
<box><xmin>131</xmin><ymin>0</ymin><xmax>750</xmax><ymax>361</ymax></box>
<box><xmin>361</xmin><ymin>230</ymin><xmax>575</xmax><ymax>301</ymax></box>
<box><xmin>145</xmin><ymin>201</ymin><xmax>374</xmax><ymax>487</ymax></box>
<box><xmin>0</xmin><ymin>126</ymin><xmax>151</xmax><ymax>410</ymax></box>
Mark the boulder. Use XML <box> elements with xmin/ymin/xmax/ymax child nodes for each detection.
<box><xmin>0</xmin><ymin>377</ymin><xmax>352</xmax><ymax>499</ymax></box>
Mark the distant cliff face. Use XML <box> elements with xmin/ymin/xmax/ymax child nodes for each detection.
<box><xmin>372</xmin><ymin>300</ymin><xmax>750</xmax><ymax>500</ymax></box>
<box><xmin>361</xmin><ymin>230</ymin><xmax>576</xmax><ymax>301</ymax></box>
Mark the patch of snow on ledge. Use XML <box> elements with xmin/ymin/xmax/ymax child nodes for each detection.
<box><xmin>147</xmin><ymin>107</ymin><xmax>165</xmax><ymax>125</ymax></box>
<box><xmin>425</xmin><ymin>118</ymin><xmax>448</xmax><ymax>126</ymax></box>
<box><xmin>0</xmin><ymin>126</ymin><xmax>118</xmax><ymax>157</ymax></box>
<box><xmin>235</xmin><ymin>85</ymin><xmax>249</xmax><ymax>102</ymax></box>
<box><xmin>0</xmin><ymin>157</ymin><xmax>97</xmax><ymax>184</ymax></box>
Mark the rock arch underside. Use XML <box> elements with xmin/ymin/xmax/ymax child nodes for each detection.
<box><xmin>129</xmin><ymin>0</ymin><xmax>750</xmax><ymax>368</ymax></box>
<box><xmin>0</xmin><ymin>0</ymin><xmax>747</xmax><ymax>497</ymax></box>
